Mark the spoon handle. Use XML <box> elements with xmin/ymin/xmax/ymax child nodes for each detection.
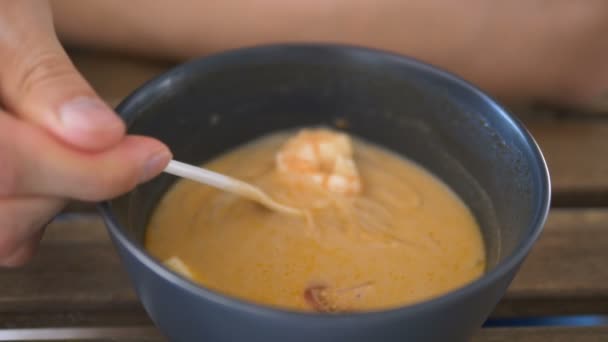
<box><xmin>165</xmin><ymin>160</ymin><xmax>244</xmax><ymax>193</ymax></box>
<box><xmin>164</xmin><ymin>160</ymin><xmax>302</xmax><ymax>216</ymax></box>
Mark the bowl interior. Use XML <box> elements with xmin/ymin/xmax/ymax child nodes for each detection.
<box><xmin>109</xmin><ymin>45</ymin><xmax>548</xmax><ymax>292</ymax></box>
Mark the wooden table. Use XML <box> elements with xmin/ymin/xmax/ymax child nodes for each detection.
<box><xmin>1</xmin><ymin>51</ymin><xmax>607</xmax><ymax>341</ymax></box>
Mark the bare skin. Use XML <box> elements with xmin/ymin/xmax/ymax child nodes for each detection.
<box><xmin>50</xmin><ymin>0</ymin><xmax>608</xmax><ymax>109</ymax></box>
<box><xmin>0</xmin><ymin>0</ymin><xmax>606</xmax><ymax>267</ymax></box>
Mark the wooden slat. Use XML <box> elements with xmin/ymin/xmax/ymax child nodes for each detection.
<box><xmin>0</xmin><ymin>215</ymin><xmax>138</xmax><ymax>316</ymax></box>
<box><xmin>473</xmin><ymin>326</ymin><xmax>608</xmax><ymax>342</ymax></box>
<box><xmin>495</xmin><ymin>208</ymin><xmax>608</xmax><ymax>316</ymax></box>
<box><xmin>524</xmin><ymin>118</ymin><xmax>608</xmax><ymax>207</ymax></box>
<box><xmin>1</xmin><ymin>209</ymin><xmax>606</xmax><ymax>327</ymax></box>
<box><xmin>0</xmin><ymin>326</ymin><xmax>607</xmax><ymax>341</ymax></box>
<box><xmin>0</xmin><ymin>326</ymin><xmax>162</xmax><ymax>341</ymax></box>
<box><xmin>0</xmin><ymin>310</ymin><xmax>151</xmax><ymax>330</ymax></box>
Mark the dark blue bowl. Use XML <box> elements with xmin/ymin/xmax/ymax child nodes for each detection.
<box><xmin>99</xmin><ymin>44</ymin><xmax>550</xmax><ymax>342</ymax></box>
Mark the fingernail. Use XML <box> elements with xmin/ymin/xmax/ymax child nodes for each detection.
<box><xmin>141</xmin><ymin>151</ymin><xmax>172</xmax><ymax>183</ymax></box>
<box><xmin>59</xmin><ymin>97</ymin><xmax>122</xmax><ymax>132</ymax></box>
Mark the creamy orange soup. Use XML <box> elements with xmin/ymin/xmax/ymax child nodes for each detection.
<box><xmin>146</xmin><ymin>130</ymin><xmax>485</xmax><ymax>312</ymax></box>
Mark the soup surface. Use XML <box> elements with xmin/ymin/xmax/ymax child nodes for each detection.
<box><xmin>146</xmin><ymin>129</ymin><xmax>485</xmax><ymax>312</ymax></box>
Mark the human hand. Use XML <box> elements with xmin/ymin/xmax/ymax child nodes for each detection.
<box><xmin>0</xmin><ymin>0</ymin><xmax>171</xmax><ymax>267</ymax></box>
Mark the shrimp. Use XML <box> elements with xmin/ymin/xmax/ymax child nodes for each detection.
<box><xmin>276</xmin><ymin>129</ymin><xmax>362</xmax><ymax>195</ymax></box>
<box><xmin>303</xmin><ymin>281</ymin><xmax>375</xmax><ymax>313</ymax></box>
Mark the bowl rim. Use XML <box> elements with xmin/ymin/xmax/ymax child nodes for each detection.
<box><xmin>98</xmin><ymin>42</ymin><xmax>551</xmax><ymax>321</ymax></box>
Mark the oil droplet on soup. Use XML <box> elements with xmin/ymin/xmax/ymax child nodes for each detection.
<box><xmin>145</xmin><ymin>129</ymin><xmax>486</xmax><ymax>313</ymax></box>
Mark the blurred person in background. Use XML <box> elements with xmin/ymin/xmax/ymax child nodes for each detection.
<box><xmin>0</xmin><ymin>0</ymin><xmax>606</xmax><ymax>266</ymax></box>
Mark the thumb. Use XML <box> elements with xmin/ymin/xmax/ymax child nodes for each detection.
<box><xmin>0</xmin><ymin>1</ymin><xmax>125</xmax><ymax>151</ymax></box>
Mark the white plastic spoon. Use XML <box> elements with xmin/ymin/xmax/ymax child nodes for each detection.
<box><xmin>164</xmin><ymin>160</ymin><xmax>303</xmax><ymax>216</ymax></box>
